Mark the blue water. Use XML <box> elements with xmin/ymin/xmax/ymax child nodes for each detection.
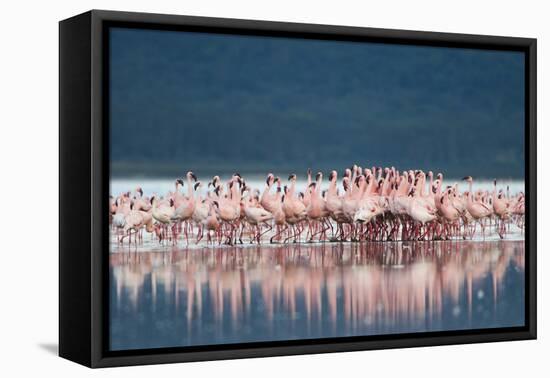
<box><xmin>109</xmin><ymin>240</ymin><xmax>525</xmax><ymax>351</ymax></box>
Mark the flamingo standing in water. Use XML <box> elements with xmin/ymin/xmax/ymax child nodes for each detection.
<box><xmin>151</xmin><ymin>196</ymin><xmax>176</xmax><ymax>244</ymax></box>
<box><xmin>389</xmin><ymin>172</ymin><xmax>413</xmax><ymax>240</ymax></box>
<box><xmin>112</xmin><ymin>194</ymin><xmax>132</xmax><ymax>239</ymax></box>
<box><xmin>131</xmin><ymin>193</ymin><xmax>153</xmax><ymax>242</ymax></box>
<box><xmin>354</xmin><ymin>171</ymin><xmax>386</xmax><ymax>240</ymax></box>
<box><xmin>306</xmin><ymin>172</ymin><xmax>330</xmax><ymax>241</ymax></box>
<box><xmin>172</xmin><ymin>171</ymin><xmax>198</xmax><ymax>244</ymax></box>
<box><xmin>120</xmin><ymin>201</ymin><xmax>145</xmax><ymax>244</ymax></box>
<box><xmin>435</xmin><ymin>184</ymin><xmax>460</xmax><ymax>240</ymax></box>
<box><xmin>462</xmin><ymin>176</ymin><xmax>492</xmax><ymax>238</ymax></box>
<box><xmin>205</xmin><ymin>201</ymin><xmax>221</xmax><ymax>245</ymax></box>
<box><xmin>212</xmin><ymin>175</ymin><xmax>241</xmax><ymax>244</ymax></box>
<box><xmin>267</xmin><ymin>178</ymin><xmax>287</xmax><ymax>243</ymax></box>
<box><xmin>325</xmin><ymin>170</ymin><xmax>347</xmax><ymax>240</ymax></box>
<box><xmin>406</xmin><ymin>186</ymin><xmax>437</xmax><ymax>240</ymax></box>
<box><xmin>192</xmin><ymin>182</ymin><xmax>209</xmax><ymax>244</ymax></box>
<box><xmin>280</xmin><ymin>174</ymin><xmax>307</xmax><ymax>242</ymax></box>
<box><xmin>242</xmin><ymin>189</ymin><xmax>273</xmax><ymax>243</ymax></box>
<box><xmin>342</xmin><ymin>174</ymin><xmax>366</xmax><ymax>241</ymax></box>
<box><xmin>492</xmin><ymin>179</ymin><xmax>510</xmax><ymax>238</ymax></box>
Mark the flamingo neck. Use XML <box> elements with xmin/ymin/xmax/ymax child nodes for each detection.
<box><xmin>187</xmin><ymin>177</ymin><xmax>194</xmax><ymax>199</ymax></box>
<box><xmin>289</xmin><ymin>180</ymin><xmax>296</xmax><ymax>196</ymax></box>
<box><xmin>328</xmin><ymin>178</ymin><xmax>337</xmax><ymax>195</ymax></box>
<box><xmin>418</xmin><ymin>176</ymin><xmax>426</xmax><ymax>197</ymax></box>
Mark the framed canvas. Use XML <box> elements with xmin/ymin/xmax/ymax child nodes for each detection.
<box><xmin>59</xmin><ymin>10</ymin><xmax>537</xmax><ymax>368</ymax></box>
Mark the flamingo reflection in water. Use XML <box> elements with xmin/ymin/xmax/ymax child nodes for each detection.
<box><xmin>111</xmin><ymin>240</ymin><xmax>524</xmax><ymax>345</ymax></box>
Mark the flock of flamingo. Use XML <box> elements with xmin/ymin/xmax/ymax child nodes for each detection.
<box><xmin>110</xmin><ymin>166</ymin><xmax>525</xmax><ymax>246</ymax></box>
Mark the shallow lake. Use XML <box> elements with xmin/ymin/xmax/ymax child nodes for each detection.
<box><xmin>110</xmin><ymin>240</ymin><xmax>525</xmax><ymax>351</ymax></box>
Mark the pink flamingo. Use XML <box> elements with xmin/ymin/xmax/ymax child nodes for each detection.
<box><xmin>205</xmin><ymin>202</ymin><xmax>221</xmax><ymax>245</ymax></box>
<box><xmin>192</xmin><ymin>182</ymin><xmax>210</xmax><ymax>244</ymax></box>
<box><xmin>306</xmin><ymin>172</ymin><xmax>330</xmax><ymax>241</ymax></box>
<box><xmin>281</xmin><ymin>174</ymin><xmax>307</xmax><ymax>242</ymax></box>
<box><xmin>172</xmin><ymin>171</ymin><xmax>198</xmax><ymax>244</ymax></box>
<box><xmin>151</xmin><ymin>195</ymin><xmax>176</xmax><ymax>244</ymax></box>
<box><xmin>462</xmin><ymin>176</ymin><xmax>492</xmax><ymax>238</ymax></box>
<box><xmin>492</xmin><ymin>180</ymin><xmax>510</xmax><ymax>238</ymax></box>
<box><xmin>406</xmin><ymin>186</ymin><xmax>437</xmax><ymax>240</ymax></box>
<box><xmin>242</xmin><ymin>189</ymin><xmax>273</xmax><ymax>243</ymax></box>
<box><xmin>119</xmin><ymin>201</ymin><xmax>145</xmax><ymax>244</ymax></box>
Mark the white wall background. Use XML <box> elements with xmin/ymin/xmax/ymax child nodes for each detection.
<box><xmin>0</xmin><ymin>0</ymin><xmax>546</xmax><ymax>375</ymax></box>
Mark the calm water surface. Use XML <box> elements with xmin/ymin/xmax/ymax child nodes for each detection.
<box><xmin>110</xmin><ymin>240</ymin><xmax>525</xmax><ymax>351</ymax></box>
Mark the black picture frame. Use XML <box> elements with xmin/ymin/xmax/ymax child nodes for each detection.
<box><xmin>59</xmin><ymin>9</ymin><xmax>537</xmax><ymax>368</ymax></box>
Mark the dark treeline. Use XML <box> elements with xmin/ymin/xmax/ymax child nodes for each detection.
<box><xmin>109</xmin><ymin>28</ymin><xmax>525</xmax><ymax>179</ymax></box>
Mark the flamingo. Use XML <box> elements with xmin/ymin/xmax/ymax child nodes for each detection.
<box><xmin>212</xmin><ymin>175</ymin><xmax>241</xmax><ymax>244</ymax></box>
<box><xmin>151</xmin><ymin>196</ymin><xmax>176</xmax><ymax>244</ymax></box>
<box><xmin>120</xmin><ymin>201</ymin><xmax>145</xmax><ymax>244</ymax></box>
<box><xmin>306</xmin><ymin>172</ymin><xmax>330</xmax><ymax>241</ymax></box>
<box><xmin>242</xmin><ymin>190</ymin><xmax>274</xmax><ymax>243</ymax></box>
<box><xmin>205</xmin><ymin>202</ymin><xmax>221</xmax><ymax>245</ymax></box>
<box><xmin>281</xmin><ymin>174</ymin><xmax>307</xmax><ymax>242</ymax></box>
<box><xmin>192</xmin><ymin>182</ymin><xmax>209</xmax><ymax>243</ymax></box>
<box><xmin>172</xmin><ymin>171</ymin><xmax>198</xmax><ymax>244</ymax></box>
<box><xmin>406</xmin><ymin>187</ymin><xmax>437</xmax><ymax>240</ymax></box>
<box><xmin>462</xmin><ymin>176</ymin><xmax>492</xmax><ymax>238</ymax></box>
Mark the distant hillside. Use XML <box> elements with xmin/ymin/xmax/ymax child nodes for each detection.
<box><xmin>109</xmin><ymin>28</ymin><xmax>525</xmax><ymax>179</ymax></box>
